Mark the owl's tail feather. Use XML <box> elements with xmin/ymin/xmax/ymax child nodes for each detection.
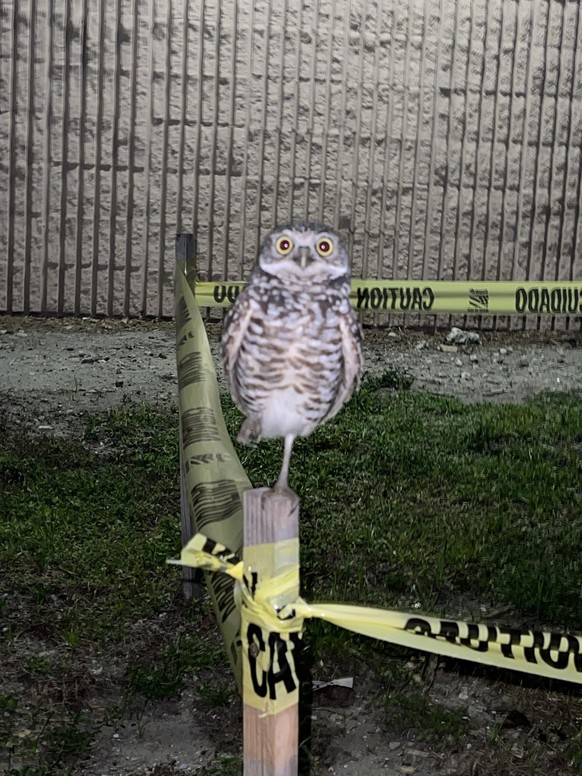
<box><xmin>274</xmin><ymin>434</ymin><xmax>295</xmax><ymax>493</ymax></box>
<box><xmin>237</xmin><ymin>416</ymin><xmax>261</xmax><ymax>446</ymax></box>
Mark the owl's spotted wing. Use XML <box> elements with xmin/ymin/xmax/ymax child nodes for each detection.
<box><xmin>221</xmin><ymin>290</ymin><xmax>255</xmax><ymax>409</ymax></box>
<box><xmin>325</xmin><ymin>309</ymin><xmax>363</xmax><ymax>422</ymax></box>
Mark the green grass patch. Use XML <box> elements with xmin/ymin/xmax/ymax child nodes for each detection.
<box><xmin>1</xmin><ymin>378</ymin><xmax>582</xmax><ymax>772</ymax></box>
<box><xmin>0</xmin><ymin>404</ymin><xmax>182</xmax><ymax>644</ymax></box>
<box><xmin>126</xmin><ymin>635</ymin><xmax>224</xmax><ymax>701</ymax></box>
<box><xmin>195</xmin><ymin>755</ymin><xmax>242</xmax><ymax>775</ymax></box>
<box><xmin>225</xmin><ymin>375</ymin><xmax>582</xmax><ymax>630</ymax></box>
<box><xmin>0</xmin><ymin>403</ymin><xmax>229</xmax><ymax>773</ymax></box>
<box><xmin>385</xmin><ymin>689</ymin><xmax>470</xmax><ymax>744</ymax></box>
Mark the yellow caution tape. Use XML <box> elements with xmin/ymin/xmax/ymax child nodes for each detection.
<box><xmin>169</xmin><ymin>532</ymin><xmax>243</xmax><ymax>578</ymax></box>
<box><xmin>175</xmin><ymin>261</ymin><xmax>251</xmax><ymax>689</ymax></box>
<box><xmin>241</xmin><ymin>538</ymin><xmax>302</xmax><ymax>716</ymax></box>
<box><xmin>193</xmin><ymin>280</ymin><xmax>582</xmax><ymax>316</ymax></box>
<box><xmin>171</xmin><ymin>533</ymin><xmax>582</xmax><ymax>705</ymax></box>
<box><xmin>170</xmin><ymin>533</ymin><xmax>303</xmax><ymax>716</ymax></box>
<box><xmin>295</xmin><ymin>603</ymin><xmax>582</xmax><ymax>686</ymax></box>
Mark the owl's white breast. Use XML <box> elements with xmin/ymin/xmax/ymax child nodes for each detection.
<box><xmin>260</xmin><ymin>387</ymin><xmax>311</xmax><ymax>438</ymax></box>
<box><xmin>227</xmin><ymin>276</ymin><xmax>357</xmax><ymax>440</ymax></box>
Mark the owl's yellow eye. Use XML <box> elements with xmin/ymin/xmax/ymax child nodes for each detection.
<box><xmin>275</xmin><ymin>236</ymin><xmax>294</xmax><ymax>255</ymax></box>
<box><xmin>316</xmin><ymin>237</ymin><xmax>334</xmax><ymax>257</ymax></box>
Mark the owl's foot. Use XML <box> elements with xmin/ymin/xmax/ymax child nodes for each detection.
<box><xmin>270</xmin><ymin>482</ymin><xmax>296</xmax><ymax>499</ymax></box>
<box><xmin>237</xmin><ymin>417</ymin><xmax>261</xmax><ymax>446</ymax></box>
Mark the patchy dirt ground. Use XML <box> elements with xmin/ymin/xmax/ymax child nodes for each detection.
<box><xmin>1</xmin><ymin>315</ymin><xmax>581</xmax><ymax>435</ymax></box>
<box><xmin>2</xmin><ymin>314</ymin><xmax>582</xmax><ymax>776</ymax></box>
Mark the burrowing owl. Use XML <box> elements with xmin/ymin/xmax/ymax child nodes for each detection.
<box><xmin>221</xmin><ymin>222</ymin><xmax>363</xmax><ymax>493</ymax></box>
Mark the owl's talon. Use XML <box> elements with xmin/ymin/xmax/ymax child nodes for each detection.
<box><xmin>270</xmin><ymin>483</ymin><xmax>296</xmax><ymax>499</ymax></box>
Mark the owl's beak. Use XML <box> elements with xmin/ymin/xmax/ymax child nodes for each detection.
<box><xmin>297</xmin><ymin>247</ymin><xmax>312</xmax><ymax>269</ymax></box>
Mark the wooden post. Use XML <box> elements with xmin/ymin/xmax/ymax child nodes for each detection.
<box><xmin>242</xmin><ymin>488</ymin><xmax>301</xmax><ymax>776</ymax></box>
<box><xmin>178</xmin><ymin>434</ymin><xmax>204</xmax><ymax>600</ymax></box>
<box><xmin>176</xmin><ymin>232</ymin><xmax>203</xmax><ymax>599</ymax></box>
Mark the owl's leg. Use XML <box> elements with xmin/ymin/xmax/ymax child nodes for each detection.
<box><xmin>273</xmin><ymin>434</ymin><xmax>295</xmax><ymax>494</ymax></box>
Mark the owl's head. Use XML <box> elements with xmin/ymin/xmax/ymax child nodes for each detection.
<box><xmin>257</xmin><ymin>222</ymin><xmax>349</xmax><ymax>282</ymax></box>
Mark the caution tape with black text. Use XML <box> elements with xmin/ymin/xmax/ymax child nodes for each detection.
<box><xmin>170</xmin><ymin>532</ymin><xmax>582</xmax><ymax>717</ymax></box>
<box><xmin>195</xmin><ymin>280</ymin><xmax>582</xmax><ymax>316</ymax></box>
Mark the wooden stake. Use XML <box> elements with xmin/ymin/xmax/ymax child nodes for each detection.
<box><xmin>178</xmin><ymin>434</ymin><xmax>203</xmax><ymax>600</ymax></box>
<box><xmin>243</xmin><ymin>487</ymin><xmax>300</xmax><ymax>776</ymax></box>
<box><xmin>176</xmin><ymin>232</ymin><xmax>203</xmax><ymax>599</ymax></box>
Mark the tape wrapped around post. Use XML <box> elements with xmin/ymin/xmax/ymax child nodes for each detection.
<box><xmin>171</xmin><ymin>533</ymin><xmax>582</xmax><ymax>689</ymax></box>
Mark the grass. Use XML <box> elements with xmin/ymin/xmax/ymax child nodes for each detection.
<box><xmin>384</xmin><ymin>689</ymin><xmax>470</xmax><ymax>744</ymax></box>
<box><xmin>1</xmin><ymin>377</ymin><xmax>582</xmax><ymax>773</ymax></box>
<box><xmin>194</xmin><ymin>756</ymin><xmax>243</xmax><ymax>775</ymax></box>
<box><xmin>0</xmin><ymin>404</ymin><xmax>230</xmax><ymax>774</ymax></box>
<box><xmin>0</xmin><ymin>405</ymin><xmax>182</xmax><ymax>645</ymax></box>
<box><xmin>226</xmin><ymin>373</ymin><xmax>582</xmax><ymax>630</ymax></box>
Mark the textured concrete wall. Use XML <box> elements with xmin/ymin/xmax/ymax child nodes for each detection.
<box><xmin>1</xmin><ymin>0</ymin><xmax>582</xmax><ymax>321</ymax></box>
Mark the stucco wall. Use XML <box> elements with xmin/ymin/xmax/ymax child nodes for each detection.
<box><xmin>1</xmin><ymin>0</ymin><xmax>581</xmax><ymax>322</ymax></box>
